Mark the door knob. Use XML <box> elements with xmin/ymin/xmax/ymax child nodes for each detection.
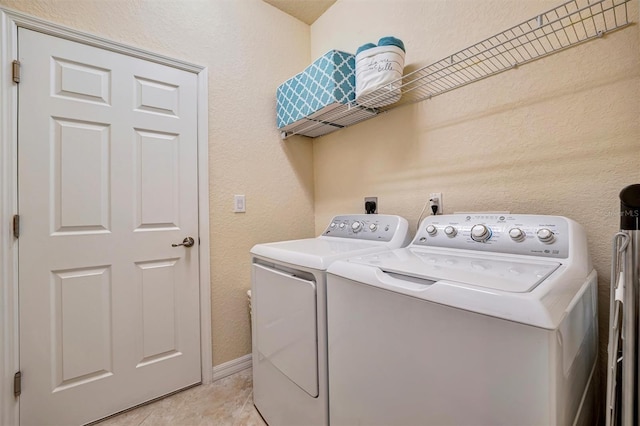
<box><xmin>172</xmin><ymin>237</ymin><xmax>195</xmax><ymax>248</ymax></box>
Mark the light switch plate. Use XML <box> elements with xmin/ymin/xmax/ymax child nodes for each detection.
<box><xmin>234</xmin><ymin>195</ymin><xmax>246</xmax><ymax>213</ymax></box>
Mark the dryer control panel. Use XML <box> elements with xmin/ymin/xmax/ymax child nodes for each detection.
<box><xmin>413</xmin><ymin>214</ymin><xmax>570</xmax><ymax>259</ymax></box>
<box><xmin>323</xmin><ymin>214</ymin><xmax>408</xmax><ymax>243</ymax></box>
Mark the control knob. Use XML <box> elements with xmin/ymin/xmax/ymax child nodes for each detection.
<box><xmin>426</xmin><ymin>225</ymin><xmax>437</xmax><ymax>236</ymax></box>
<box><xmin>537</xmin><ymin>228</ymin><xmax>554</xmax><ymax>243</ymax></box>
<box><xmin>339</xmin><ymin>223</ymin><xmax>346</xmax><ymax>229</ymax></box>
<box><xmin>351</xmin><ymin>221</ymin><xmax>363</xmax><ymax>233</ymax></box>
<box><xmin>444</xmin><ymin>226</ymin><xmax>457</xmax><ymax>238</ymax></box>
<box><xmin>369</xmin><ymin>223</ymin><xmax>378</xmax><ymax>232</ymax></box>
<box><xmin>471</xmin><ymin>224</ymin><xmax>491</xmax><ymax>242</ymax></box>
<box><xmin>508</xmin><ymin>228</ymin><xmax>525</xmax><ymax>242</ymax></box>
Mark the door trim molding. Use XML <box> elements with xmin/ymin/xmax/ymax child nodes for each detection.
<box><xmin>2</xmin><ymin>8</ymin><xmax>203</xmax><ymax>73</ymax></box>
<box><xmin>0</xmin><ymin>8</ymin><xmax>212</xmax><ymax>425</ymax></box>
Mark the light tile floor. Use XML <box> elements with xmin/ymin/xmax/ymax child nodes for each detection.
<box><xmin>95</xmin><ymin>368</ymin><xmax>266</xmax><ymax>426</ymax></box>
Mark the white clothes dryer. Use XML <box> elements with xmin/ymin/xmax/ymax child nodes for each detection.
<box><xmin>250</xmin><ymin>214</ymin><xmax>410</xmax><ymax>426</ymax></box>
<box><xmin>327</xmin><ymin>214</ymin><xmax>598</xmax><ymax>426</ymax></box>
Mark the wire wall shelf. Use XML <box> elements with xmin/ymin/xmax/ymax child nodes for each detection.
<box><xmin>281</xmin><ymin>0</ymin><xmax>632</xmax><ymax>139</ymax></box>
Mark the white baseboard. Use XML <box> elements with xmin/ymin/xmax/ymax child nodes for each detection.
<box><xmin>212</xmin><ymin>354</ymin><xmax>252</xmax><ymax>382</ymax></box>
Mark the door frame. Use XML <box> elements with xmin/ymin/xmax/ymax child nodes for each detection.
<box><xmin>0</xmin><ymin>8</ymin><xmax>212</xmax><ymax>426</ymax></box>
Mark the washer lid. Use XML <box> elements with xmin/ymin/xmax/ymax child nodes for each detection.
<box><xmin>251</xmin><ymin>238</ymin><xmax>389</xmax><ymax>270</ymax></box>
<box><xmin>349</xmin><ymin>248</ymin><xmax>561</xmax><ymax>293</ymax></box>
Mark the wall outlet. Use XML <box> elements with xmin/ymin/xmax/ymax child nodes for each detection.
<box><xmin>234</xmin><ymin>195</ymin><xmax>246</xmax><ymax>213</ymax></box>
<box><xmin>429</xmin><ymin>192</ymin><xmax>443</xmax><ymax>215</ymax></box>
<box><xmin>364</xmin><ymin>197</ymin><xmax>378</xmax><ymax>214</ymax></box>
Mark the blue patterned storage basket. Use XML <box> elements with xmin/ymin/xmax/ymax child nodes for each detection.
<box><xmin>277</xmin><ymin>50</ymin><xmax>355</xmax><ymax>131</ymax></box>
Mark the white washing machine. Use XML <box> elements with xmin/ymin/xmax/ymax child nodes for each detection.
<box><xmin>250</xmin><ymin>214</ymin><xmax>410</xmax><ymax>426</ymax></box>
<box><xmin>327</xmin><ymin>214</ymin><xmax>598</xmax><ymax>426</ymax></box>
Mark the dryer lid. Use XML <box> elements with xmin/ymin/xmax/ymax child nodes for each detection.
<box><xmin>348</xmin><ymin>248</ymin><xmax>561</xmax><ymax>293</ymax></box>
<box><xmin>251</xmin><ymin>238</ymin><xmax>388</xmax><ymax>270</ymax></box>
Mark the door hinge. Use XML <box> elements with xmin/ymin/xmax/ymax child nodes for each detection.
<box><xmin>12</xmin><ymin>60</ymin><xmax>20</xmax><ymax>84</ymax></box>
<box><xmin>13</xmin><ymin>214</ymin><xmax>20</xmax><ymax>239</ymax></box>
<box><xmin>14</xmin><ymin>371</ymin><xmax>21</xmax><ymax>397</ymax></box>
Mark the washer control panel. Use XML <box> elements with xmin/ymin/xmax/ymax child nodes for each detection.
<box><xmin>413</xmin><ymin>214</ymin><xmax>569</xmax><ymax>258</ymax></box>
<box><xmin>323</xmin><ymin>214</ymin><xmax>403</xmax><ymax>242</ymax></box>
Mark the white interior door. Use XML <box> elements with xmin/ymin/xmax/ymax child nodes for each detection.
<box><xmin>17</xmin><ymin>28</ymin><xmax>201</xmax><ymax>425</ymax></box>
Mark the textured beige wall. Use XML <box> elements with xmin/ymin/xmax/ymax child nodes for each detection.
<box><xmin>0</xmin><ymin>0</ymin><xmax>314</xmax><ymax>366</ymax></box>
<box><xmin>311</xmin><ymin>0</ymin><xmax>639</xmax><ymax>402</ymax></box>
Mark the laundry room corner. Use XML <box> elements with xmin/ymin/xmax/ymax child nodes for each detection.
<box><xmin>311</xmin><ymin>0</ymin><xmax>640</xmax><ymax>413</ymax></box>
<box><xmin>201</xmin><ymin>2</ymin><xmax>316</xmax><ymax>369</ymax></box>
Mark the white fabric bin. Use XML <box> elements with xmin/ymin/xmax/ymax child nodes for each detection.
<box><xmin>355</xmin><ymin>45</ymin><xmax>405</xmax><ymax>108</ymax></box>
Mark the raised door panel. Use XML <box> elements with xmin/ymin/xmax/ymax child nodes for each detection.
<box><xmin>52</xmin><ymin>118</ymin><xmax>111</xmax><ymax>235</ymax></box>
<box><xmin>52</xmin><ymin>58</ymin><xmax>111</xmax><ymax>105</ymax></box>
<box><xmin>135</xmin><ymin>76</ymin><xmax>179</xmax><ymax>116</ymax></box>
<box><xmin>52</xmin><ymin>266</ymin><xmax>113</xmax><ymax>391</ymax></box>
<box><xmin>134</xmin><ymin>130</ymin><xmax>179</xmax><ymax>231</ymax></box>
<box><xmin>136</xmin><ymin>259</ymin><xmax>181</xmax><ymax>367</ymax></box>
